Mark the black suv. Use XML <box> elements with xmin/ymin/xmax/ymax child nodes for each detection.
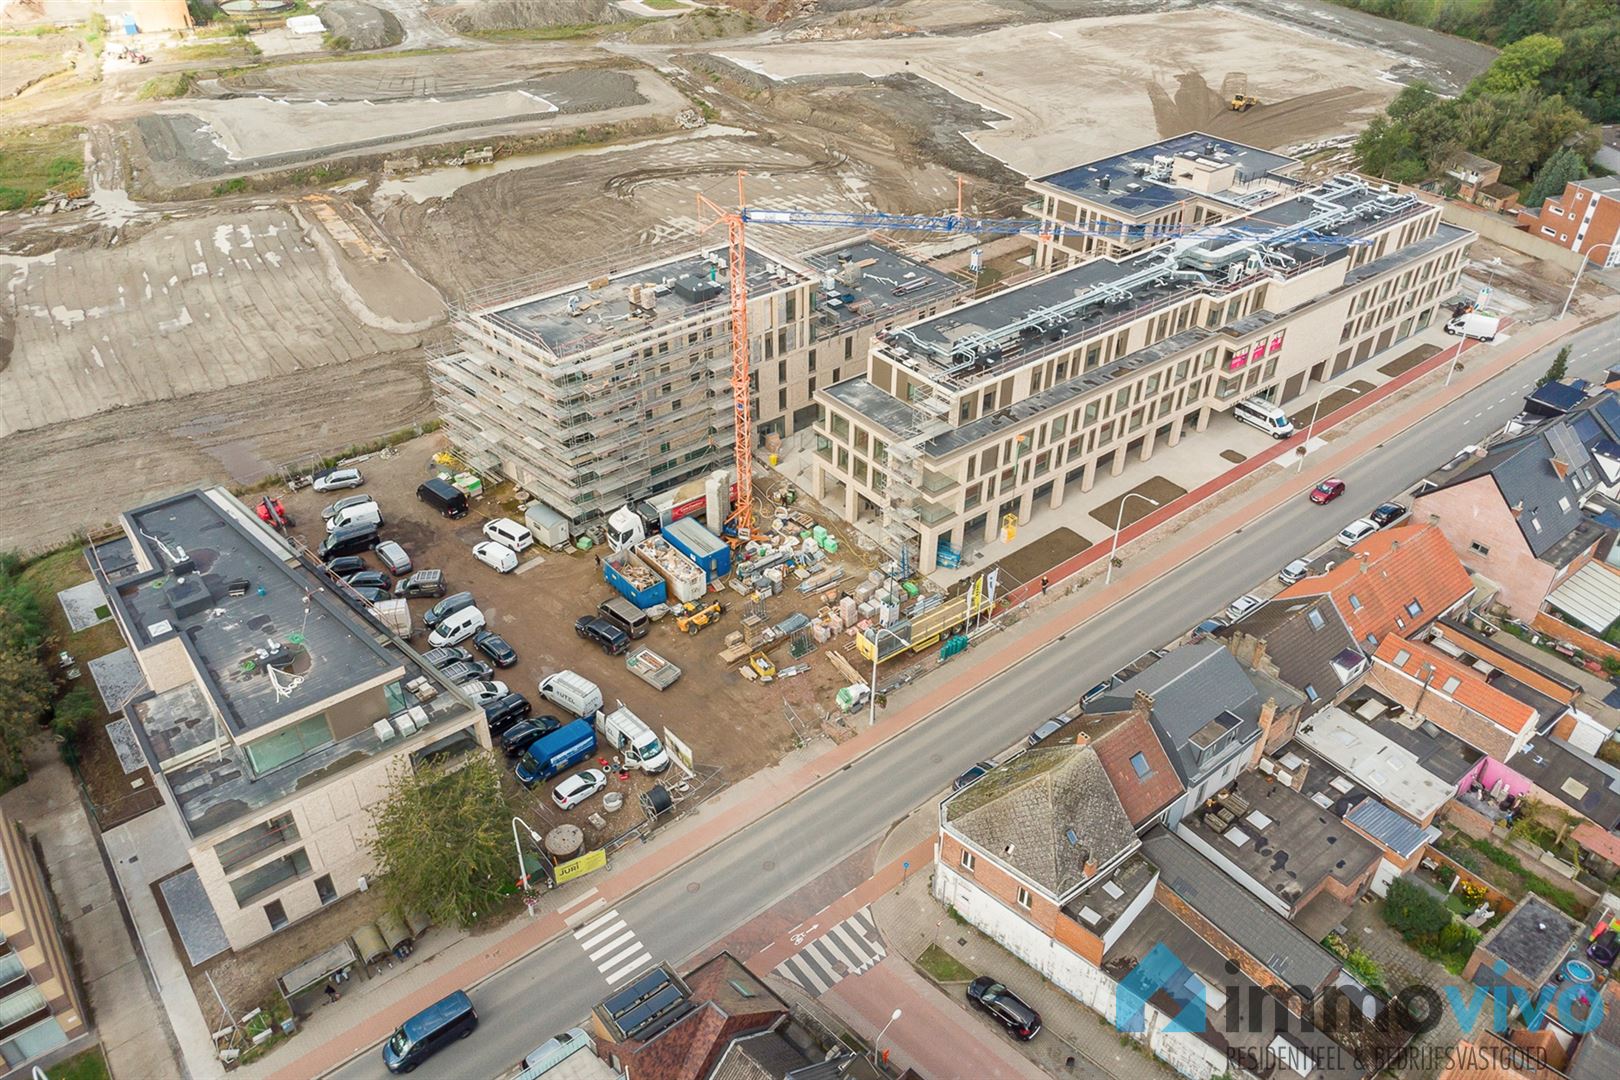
<box><xmin>474</xmin><ymin>630</ymin><xmax>517</xmax><ymax>669</ymax></box>
<box><xmin>967</xmin><ymin>976</ymin><xmax>1041</xmax><ymax>1040</ymax></box>
<box><xmin>341</xmin><ymin>570</ymin><xmax>392</xmax><ymax>592</ymax></box>
<box><xmin>500</xmin><ymin>716</ymin><xmax>562</xmax><ymax>757</ymax></box>
<box><xmin>482</xmin><ymin>692</ymin><xmax>532</xmax><ymax>737</ymax></box>
<box><xmin>325</xmin><ymin>555</ymin><xmax>368</xmax><ymax>578</ymax></box>
<box><xmin>575</xmin><ymin>616</ymin><xmax>629</xmax><ymax>656</ymax></box>
<box><xmin>319</xmin><ymin>523</ymin><xmax>379</xmax><ymax>561</ymax></box>
<box><xmin>423</xmin><ymin>591</ymin><xmax>476</xmax><ymax>630</ymax></box>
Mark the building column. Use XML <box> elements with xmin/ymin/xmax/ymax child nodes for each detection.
<box><xmin>1049</xmin><ymin>473</ymin><xmax>1067</xmax><ymax>510</ymax></box>
<box><xmin>1167</xmin><ymin>412</ymin><xmax>1186</xmax><ymax>448</ymax></box>
<box><xmin>844</xmin><ymin>479</ymin><xmax>858</xmax><ymax>523</ymax></box>
<box><xmin>812</xmin><ymin>460</ymin><xmax>829</xmax><ymax>502</ymax></box>
<box><xmin>1081</xmin><ymin>457</ymin><xmax>1098</xmax><ymax>493</ymax></box>
<box><xmin>1196</xmin><ymin>407</ymin><xmax>1211</xmax><ymax>432</ymax></box>
<box><xmin>1139</xmin><ymin>427</ymin><xmax>1157</xmax><ymax>462</ymax></box>
<box><xmin>920</xmin><ymin>527</ymin><xmax>939</xmax><ymax>574</ymax></box>
<box><xmin>1111</xmin><ymin>446</ymin><xmax>1128</xmax><ymax>477</ymax></box>
<box><xmin>979</xmin><ymin>513</ymin><xmax>997</xmax><ymax>545</ymax></box>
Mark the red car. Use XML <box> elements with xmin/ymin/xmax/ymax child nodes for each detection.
<box><xmin>1310</xmin><ymin>478</ymin><xmax>1346</xmax><ymax>505</ymax></box>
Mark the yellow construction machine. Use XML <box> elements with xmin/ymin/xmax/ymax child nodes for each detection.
<box><xmin>675</xmin><ymin>599</ymin><xmax>726</xmax><ymax>635</ymax></box>
<box><xmin>1229</xmin><ymin>95</ymin><xmax>1260</xmax><ymax>112</ymax></box>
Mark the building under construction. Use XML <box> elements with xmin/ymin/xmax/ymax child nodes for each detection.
<box><xmin>813</xmin><ymin>166</ymin><xmax>1476</xmax><ymax>573</ymax></box>
<box><xmin>432</xmin><ymin>239</ymin><xmax>964</xmax><ymax>524</ymax></box>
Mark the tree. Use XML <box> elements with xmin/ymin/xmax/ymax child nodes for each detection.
<box><xmin>1525</xmin><ymin>147</ymin><xmax>1588</xmax><ymax>206</ymax></box>
<box><xmin>51</xmin><ymin>686</ymin><xmax>102</xmax><ymax>767</ymax></box>
<box><xmin>367</xmin><ymin>751</ymin><xmax>516</xmax><ymax>928</ymax></box>
<box><xmin>1382</xmin><ymin>878</ymin><xmax>1452</xmax><ymax>942</ymax></box>
<box><xmin>1472</xmin><ymin>34</ymin><xmax>1565</xmax><ymax>96</ymax></box>
<box><xmin>1541</xmin><ymin>345</ymin><xmax>1571</xmax><ymax>387</ymax></box>
<box><xmin>0</xmin><ymin>649</ymin><xmax>52</xmax><ymax>786</ymax></box>
<box><xmin>0</xmin><ymin>553</ymin><xmax>46</xmax><ymax>656</ymax></box>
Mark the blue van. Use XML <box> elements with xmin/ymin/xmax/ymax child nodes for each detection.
<box><xmin>382</xmin><ymin>990</ymin><xmax>477</xmax><ymax>1073</ymax></box>
<box><xmin>516</xmin><ymin>719</ymin><xmax>597</xmax><ymax>788</ymax></box>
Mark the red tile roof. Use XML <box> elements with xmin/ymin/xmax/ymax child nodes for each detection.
<box><xmin>1278</xmin><ymin>524</ymin><xmax>1473</xmax><ymax>643</ymax></box>
<box><xmin>1574</xmin><ymin>821</ymin><xmax>1620</xmax><ymax>866</ymax></box>
<box><xmin>1372</xmin><ymin>636</ymin><xmax>1537</xmax><ymax>734</ymax></box>
<box><xmin>1089</xmin><ymin>712</ymin><xmax>1184</xmax><ymax>827</ymax></box>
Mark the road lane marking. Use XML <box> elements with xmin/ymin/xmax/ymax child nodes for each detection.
<box><xmin>587</xmin><ymin>929</ymin><xmax>637</xmax><ymax>962</ymax></box>
<box><xmin>773</xmin><ymin>907</ymin><xmax>885</xmax><ymax>996</ymax></box>
<box><xmin>602</xmin><ymin>951</ymin><xmax>653</xmax><ymax>985</ymax></box>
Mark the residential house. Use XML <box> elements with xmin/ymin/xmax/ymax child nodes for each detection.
<box><xmin>1463</xmin><ymin>896</ymin><xmax>1583</xmax><ymax>996</ymax></box>
<box><xmin>1088</xmin><ymin>641</ymin><xmax>1303</xmax><ymax>821</ymax></box>
<box><xmin>1568</xmin><ymin>982</ymin><xmax>1620</xmax><ymax>1080</ymax></box>
<box><xmin>1505</xmin><ymin>735</ymin><xmax>1620</xmax><ymax>832</ymax></box>
<box><xmin>1446</xmin><ymin>153</ymin><xmax>1520</xmax><ymax>213</ymax></box>
<box><xmin>0</xmin><ymin>811</ymin><xmax>88</xmax><ymax>1072</ymax></box>
<box><xmin>1294</xmin><ymin>707</ymin><xmax>1459</xmax><ymax>829</ymax></box>
<box><xmin>1066</xmin><ymin>702</ymin><xmax>1185</xmax><ymax>833</ymax></box>
<box><xmin>1220</xmin><ymin>593</ymin><xmax>1368</xmax><ymax>719</ymax></box>
<box><xmin>1368</xmin><ymin>635</ymin><xmax>1548</xmax><ymax>762</ymax></box>
<box><xmin>1516</xmin><ymin>176</ymin><xmax>1620</xmax><ymax>267</ymax></box>
<box><xmin>1275</xmin><ymin>523</ymin><xmax>1475</xmax><ymax>648</ymax></box>
<box><xmin>1415</xmin><ymin>425</ymin><xmax>1612</xmax><ymax>620</ymax></box>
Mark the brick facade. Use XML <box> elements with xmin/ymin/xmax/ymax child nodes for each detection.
<box><xmin>1516</xmin><ymin>179</ymin><xmax>1620</xmax><ymax>266</ymax></box>
<box><xmin>1416</xmin><ymin>477</ymin><xmax>1562</xmax><ymax>620</ymax></box>
<box><xmin>1367</xmin><ymin>663</ymin><xmax>1519</xmax><ymax>760</ymax></box>
<box><xmin>937</xmin><ymin>832</ymin><xmax>1106</xmax><ymax>963</ymax></box>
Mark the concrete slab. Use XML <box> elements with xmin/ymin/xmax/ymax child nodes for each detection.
<box><xmin>104</xmin><ymin>717</ymin><xmax>148</xmax><ymax>775</ymax></box>
<box><xmin>88</xmin><ymin>648</ymin><xmax>148</xmax><ymax>717</ymax></box>
<box><xmin>157</xmin><ymin>868</ymin><xmax>231</xmax><ymax>966</ymax></box>
<box><xmin>57</xmin><ymin>578</ymin><xmax>112</xmax><ymax>632</ymax></box>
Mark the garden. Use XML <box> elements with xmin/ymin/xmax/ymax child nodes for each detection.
<box><xmin>1379</xmin><ymin>878</ymin><xmax>1485</xmax><ymax>975</ymax></box>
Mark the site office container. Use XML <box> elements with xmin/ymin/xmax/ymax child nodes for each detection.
<box><xmin>660</xmin><ymin>517</ymin><xmax>732</xmax><ymax>580</ymax></box>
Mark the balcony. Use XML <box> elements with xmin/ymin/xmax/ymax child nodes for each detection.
<box><xmin>920</xmin><ymin>469</ymin><xmax>958</xmax><ymax>495</ymax></box>
<box><xmin>917</xmin><ymin>499</ymin><xmax>955</xmax><ymax>526</ymax></box>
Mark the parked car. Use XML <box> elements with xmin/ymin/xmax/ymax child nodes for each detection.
<box><xmin>966</xmin><ymin>976</ymin><xmax>1042</xmax><ymax>1040</ymax></box>
<box><xmin>460</xmin><ymin>680</ymin><xmax>509</xmax><ymax>706</ymax></box>
<box><xmin>421</xmin><ymin>646</ymin><xmax>473</xmax><ymax>670</ymax></box>
<box><xmin>552</xmin><ymin>768</ymin><xmax>608</xmax><ymax>810</ymax></box>
<box><xmin>1081</xmin><ymin>680</ymin><xmax>1112</xmax><ymax>705</ymax></box>
<box><xmin>523</xmin><ymin>1029</ymin><xmax>589</xmax><ymax>1073</ymax></box>
<box><xmin>311</xmin><ymin>467</ymin><xmax>364</xmax><ymax>492</ymax></box>
<box><xmin>394</xmin><ymin>569</ymin><xmax>447</xmax><ymax>599</ymax></box>
<box><xmin>324</xmin><ymin>555</ymin><xmax>367</xmax><ymax>578</ymax></box>
<box><xmin>953</xmin><ymin>761</ymin><xmax>997</xmax><ymax>791</ymax></box>
<box><xmin>1336</xmin><ymin>518</ymin><xmax>1379</xmax><ymax>548</ymax></box>
<box><xmin>438</xmin><ymin>660</ymin><xmax>494</xmax><ymax>685</ymax></box>
<box><xmin>375</xmin><ymin>540</ymin><xmax>412</xmax><ymax>575</ymax></box>
<box><xmin>350</xmin><ymin>586</ymin><xmax>391</xmax><ymax>605</ymax></box>
<box><xmin>1027</xmin><ymin>714</ymin><xmax>1073</xmax><ymax>747</ymax></box>
<box><xmin>575</xmin><ymin>616</ymin><xmax>629</xmax><ymax>656</ymax></box>
<box><xmin>500</xmin><ymin>716</ymin><xmax>561</xmax><ymax>757</ymax></box>
<box><xmin>428</xmin><ymin>605</ymin><xmax>485</xmax><ymax>648</ymax></box>
<box><xmin>321</xmin><ymin>493</ymin><xmax>374</xmax><ymax>521</ymax></box>
<box><xmin>1309</xmin><ymin>478</ymin><xmax>1346</xmax><ymax>505</ymax></box>
<box><xmin>483</xmin><ymin>518</ymin><xmax>534</xmax><ymax>553</ymax></box>
<box><xmin>318</xmin><ymin>523</ymin><xmax>378</xmax><ymax>561</ymax></box>
<box><xmin>1277</xmin><ymin>558</ymin><xmax>1311</xmax><ymax>586</ymax></box>
<box><xmin>341</xmin><ymin>570</ymin><xmax>391</xmax><ymax>592</ymax></box>
<box><xmin>482</xmin><ymin>691</ymin><xmax>532</xmax><ymax>737</ymax></box>
<box><xmin>472</xmin><ymin>540</ymin><xmax>518</xmax><ymax>574</ymax></box>
<box><xmin>1370</xmin><ymin>502</ymin><xmax>1408</xmax><ymax>528</ymax></box>
<box><xmin>474</xmin><ymin>630</ymin><xmax>517</xmax><ymax>669</ymax></box>
<box><xmin>1224</xmin><ymin>593</ymin><xmax>1263</xmax><ymax>623</ymax></box>
<box><xmin>423</xmin><ymin>591</ymin><xmax>476</xmax><ymax>630</ymax></box>
<box><xmin>1191</xmin><ymin>617</ymin><xmax>1227</xmax><ymax>641</ymax></box>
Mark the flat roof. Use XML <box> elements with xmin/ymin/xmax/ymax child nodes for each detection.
<box><xmin>478</xmin><ymin>247</ymin><xmax>808</xmax><ymax>358</ymax></box>
<box><xmin>1345</xmin><ymin>692</ymin><xmax>1483</xmax><ymax>785</ymax></box>
<box><xmin>803</xmin><ymin>240</ymin><xmax>965</xmax><ymax>329</ymax></box>
<box><xmin>114</xmin><ymin>490</ymin><xmax>400</xmax><ymax>738</ymax></box>
<box><xmin>1278</xmin><ymin>742</ymin><xmax>1440</xmax><ymax>859</ymax></box>
<box><xmin>1296</xmin><ymin>706</ymin><xmax>1457</xmax><ymax>822</ymax></box>
<box><xmin>1060</xmin><ymin>850</ymin><xmax>1157</xmax><ymax>938</ymax></box>
<box><xmin>1480</xmin><ymin>896</ymin><xmax>1582</xmax><ymax>982</ymax></box>
<box><xmin>1033</xmin><ymin>132</ymin><xmax>1298</xmax><ymax>216</ymax></box>
<box><xmin>1180</xmin><ymin>772</ymin><xmax>1380</xmax><ymax>908</ymax></box>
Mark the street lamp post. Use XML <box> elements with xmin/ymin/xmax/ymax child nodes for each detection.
<box><xmin>1105</xmin><ymin>492</ymin><xmax>1160</xmax><ymax>586</ymax></box>
<box><xmin>512</xmin><ymin>816</ymin><xmax>545</xmax><ymax>905</ymax></box>
<box><xmin>1296</xmin><ymin>383</ymin><xmax>1363</xmax><ymax>472</ymax></box>
<box><xmin>1443</xmin><ymin>331</ymin><xmax>1467</xmax><ymax>388</ymax></box>
<box><xmin>866</xmin><ymin>625</ymin><xmax>906</xmax><ymax>729</ymax></box>
<box><xmin>871</xmin><ymin>1008</ymin><xmax>903</xmax><ymax>1069</ymax></box>
<box><xmin>1560</xmin><ymin>242</ymin><xmax>1615</xmax><ymax>321</ymax></box>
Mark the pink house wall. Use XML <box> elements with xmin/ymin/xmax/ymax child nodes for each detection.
<box><xmin>1465</xmin><ymin>756</ymin><xmax>1533</xmax><ymax>799</ymax></box>
<box><xmin>1415</xmin><ymin>477</ymin><xmax>1556</xmax><ymax>619</ymax></box>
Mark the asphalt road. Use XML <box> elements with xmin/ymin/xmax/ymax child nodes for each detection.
<box><xmin>334</xmin><ymin>317</ymin><xmax>1620</xmax><ymax>1080</ymax></box>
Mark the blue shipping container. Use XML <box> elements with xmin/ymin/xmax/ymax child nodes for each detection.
<box><xmin>662</xmin><ymin>517</ymin><xmax>731</xmax><ymax>580</ymax></box>
<box><xmin>516</xmin><ymin>719</ymin><xmax>597</xmax><ymax>787</ymax></box>
<box><xmin>604</xmin><ymin>557</ymin><xmax>666</xmax><ymax>607</ymax></box>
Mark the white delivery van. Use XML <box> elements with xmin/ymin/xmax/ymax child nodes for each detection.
<box><xmin>597</xmin><ymin>705</ymin><xmax>670</xmax><ymax>774</ymax></box>
<box><xmin>482</xmin><ymin>518</ymin><xmax>534</xmax><ymax>553</ymax></box>
<box><xmin>1232</xmin><ymin>397</ymin><xmax>1296</xmax><ymax>439</ymax></box>
<box><xmin>538</xmin><ymin>670</ymin><xmax>603</xmax><ymax>719</ymax></box>
<box><xmin>428</xmin><ymin>605</ymin><xmax>485</xmax><ymax>647</ymax></box>
<box><xmin>326</xmin><ymin>502</ymin><xmax>383</xmax><ymax>533</ymax></box>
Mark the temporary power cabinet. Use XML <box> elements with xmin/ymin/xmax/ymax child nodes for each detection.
<box><xmin>522</xmin><ymin>502</ymin><xmax>572</xmax><ymax>549</ymax></box>
<box><xmin>661</xmin><ymin>517</ymin><xmax>731</xmax><ymax>580</ymax></box>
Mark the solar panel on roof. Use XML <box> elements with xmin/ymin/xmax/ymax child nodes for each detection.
<box><xmin>618</xmin><ymin>983</ymin><xmax>690</xmax><ymax>1040</ymax></box>
<box><xmin>603</xmin><ymin>967</ymin><xmax>675</xmax><ymax>1018</ymax></box>
<box><xmin>1595</xmin><ymin>397</ymin><xmax>1620</xmax><ymax>431</ymax></box>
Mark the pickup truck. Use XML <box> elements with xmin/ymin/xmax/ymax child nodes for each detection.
<box><xmin>625</xmin><ymin>646</ymin><xmax>682</xmax><ymax>690</ymax></box>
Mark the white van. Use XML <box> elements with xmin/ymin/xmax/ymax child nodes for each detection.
<box><xmin>597</xmin><ymin>705</ymin><xmax>670</xmax><ymax>774</ymax></box>
<box><xmin>1232</xmin><ymin>397</ymin><xmax>1296</xmax><ymax>439</ymax></box>
<box><xmin>483</xmin><ymin>518</ymin><xmax>534</xmax><ymax>553</ymax></box>
<box><xmin>428</xmin><ymin>605</ymin><xmax>485</xmax><ymax>647</ymax></box>
<box><xmin>538</xmin><ymin>670</ymin><xmax>602</xmax><ymax>719</ymax></box>
<box><xmin>326</xmin><ymin>502</ymin><xmax>383</xmax><ymax>533</ymax></box>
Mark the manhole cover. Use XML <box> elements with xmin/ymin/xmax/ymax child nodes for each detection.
<box><xmin>687</xmin><ymin>882</ymin><xmax>701</xmax><ymax>894</ymax></box>
<box><xmin>930</xmin><ymin>753</ymin><xmax>943</xmax><ymax>764</ymax></box>
<box><xmin>763</xmin><ymin>860</ymin><xmax>776</xmax><ymax>872</ymax></box>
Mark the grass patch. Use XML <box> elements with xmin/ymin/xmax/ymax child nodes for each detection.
<box><xmin>213</xmin><ymin>177</ymin><xmax>248</xmax><ymax>196</ymax></box>
<box><xmin>169</xmin><ymin>40</ymin><xmax>260</xmax><ymax>61</ymax></box>
<box><xmin>918</xmin><ymin>944</ymin><xmax>976</xmax><ymax>983</ymax></box>
<box><xmin>137</xmin><ymin>71</ymin><xmax>194</xmax><ymax>100</ymax></box>
<box><xmin>18</xmin><ymin>548</ymin><xmax>124</xmax><ymax>660</ymax></box>
<box><xmin>47</xmin><ymin>1045</ymin><xmax>109</xmax><ymax>1080</ymax></box>
<box><xmin>0</xmin><ymin>124</ymin><xmax>86</xmax><ymax>210</ymax></box>
<box><xmin>643</xmin><ymin>0</ymin><xmax>687</xmax><ymax>8</ymax></box>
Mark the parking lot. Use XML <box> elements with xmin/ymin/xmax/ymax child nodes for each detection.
<box><xmin>275</xmin><ymin>435</ymin><xmax>867</xmax><ymax>846</ymax></box>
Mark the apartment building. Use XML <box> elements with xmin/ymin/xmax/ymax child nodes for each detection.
<box><xmin>813</xmin><ymin>168</ymin><xmax>1474</xmax><ymax>573</ymax></box>
<box><xmin>1516</xmin><ymin>176</ymin><xmax>1620</xmax><ymax>267</ymax></box>
<box><xmin>93</xmin><ymin>489</ymin><xmax>489</xmax><ymax>952</ymax></box>
<box><xmin>432</xmin><ymin>238</ymin><xmax>963</xmax><ymax>526</ymax></box>
<box><xmin>0</xmin><ymin>811</ymin><xmax>88</xmax><ymax>1071</ymax></box>
<box><xmin>1026</xmin><ymin>132</ymin><xmax>1307</xmax><ymax>268</ymax></box>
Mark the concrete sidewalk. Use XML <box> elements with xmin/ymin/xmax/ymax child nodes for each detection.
<box><xmin>268</xmin><ymin>302</ymin><xmax>1615</xmax><ymax>1079</ymax></box>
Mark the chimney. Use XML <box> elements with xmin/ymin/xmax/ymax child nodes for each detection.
<box><xmin>1357</xmin><ymin>552</ymin><xmax>1372</xmax><ymax>571</ymax></box>
<box><xmin>1428</xmin><ymin>513</ymin><xmax>1440</xmax><ymax>527</ymax></box>
<box><xmin>1255</xmin><ymin>696</ymin><xmax>1294</xmax><ymax>755</ymax></box>
<box><xmin>1072</xmin><ymin>731</ymin><xmax>1091</xmax><ymax>749</ymax></box>
<box><xmin>1083</xmin><ymin>859</ymin><xmax>1099</xmax><ymax>879</ymax></box>
<box><xmin>1132</xmin><ymin>689</ymin><xmax>1156</xmax><ymax>715</ymax></box>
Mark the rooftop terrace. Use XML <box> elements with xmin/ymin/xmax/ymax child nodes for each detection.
<box><xmin>1034</xmin><ymin>132</ymin><xmax>1298</xmax><ymax>217</ymax></box>
<box><xmin>471</xmin><ymin>247</ymin><xmax>809</xmax><ymax>358</ymax></box>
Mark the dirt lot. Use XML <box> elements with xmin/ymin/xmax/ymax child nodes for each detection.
<box><xmin>273</xmin><ymin>434</ymin><xmax>867</xmax><ymax>788</ymax></box>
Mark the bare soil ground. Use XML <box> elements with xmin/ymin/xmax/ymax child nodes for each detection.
<box><xmin>1089</xmin><ymin>476</ymin><xmax>1189</xmax><ymax>530</ymax></box>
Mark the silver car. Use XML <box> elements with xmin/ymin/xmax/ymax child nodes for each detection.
<box><xmin>320</xmin><ymin>493</ymin><xmax>375</xmax><ymax>520</ymax></box>
<box><xmin>311</xmin><ymin>467</ymin><xmax>363</xmax><ymax>492</ymax></box>
<box><xmin>375</xmin><ymin>540</ymin><xmax>411</xmax><ymax>575</ymax></box>
<box><xmin>460</xmin><ymin>680</ymin><xmax>509</xmax><ymax>706</ymax></box>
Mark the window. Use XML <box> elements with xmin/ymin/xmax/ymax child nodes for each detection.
<box><xmin>244</xmin><ymin>714</ymin><xmax>334</xmax><ymax>775</ymax></box>
<box><xmin>1406</xmin><ymin>599</ymin><xmax>1423</xmax><ymax>617</ymax></box>
<box><xmin>960</xmin><ymin>849</ymin><xmax>976</xmax><ymax>872</ymax></box>
<box><xmin>315</xmin><ymin>874</ymin><xmax>337</xmax><ymax>905</ymax></box>
<box><xmin>1559</xmin><ymin>496</ymin><xmax>1572</xmax><ymax>512</ymax></box>
<box><xmin>1304</xmin><ymin>685</ymin><xmax>1319</xmax><ymax>702</ymax></box>
<box><xmin>265</xmin><ymin>900</ymin><xmax>288</xmax><ymax>931</ymax></box>
<box><xmin>1307</xmin><ymin>609</ymin><xmax>1325</xmax><ymax>631</ymax></box>
<box><xmin>1016</xmin><ymin>887</ymin><xmax>1032</xmax><ymax>909</ymax></box>
<box><xmin>229</xmin><ymin>848</ymin><xmax>312</xmax><ymax>906</ymax></box>
<box><xmin>1531</xmin><ymin>517</ymin><xmax>1543</xmax><ymax>533</ymax></box>
<box><xmin>1130</xmin><ymin>752</ymin><xmax>1152</xmax><ymax>779</ymax></box>
<box><xmin>1470</xmin><ymin>541</ymin><xmax>1490</xmax><ymax>556</ymax></box>
<box><xmin>1442</xmin><ymin>676</ymin><xmax>1462</xmax><ymax>694</ymax></box>
<box><xmin>1348</xmin><ymin>594</ymin><xmax>1363</xmax><ymax>612</ymax></box>
<box><xmin>215</xmin><ymin>814</ymin><xmax>300</xmax><ymax>874</ymax></box>
<box><xmin>1393</xmin><ymin>649</ymin><xmax>1411</xmax><ymax>667</ymax></box>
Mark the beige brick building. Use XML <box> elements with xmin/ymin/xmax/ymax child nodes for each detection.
<box><xmin>0</xmin><ymin>810</ymin><xmax>88</xmax><ymax>1070</ymax></box>
<box><xmin>94</xmin><ymin>489</ymin><xmax>489</xmax><ymax>952</ymax></box>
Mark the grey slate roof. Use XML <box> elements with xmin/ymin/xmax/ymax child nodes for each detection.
<box><xmin>1477</xmin><ymin>895</ymin><xmax>1581</xmax><ymax>983</ymax></box>
<box><xmin>1510</xmin><ymin>736</ymin><xmax>1620</xmax><ymax>830</ymax></box>
<box><xmin>1141</xmin><ymin>827</ymin><xmax>1340</xmax><ymax>993</ymax></box>
<box><xmin>1344</xmin><ymin>797</ymin><xmax>1436</xmax><ymax>858</ymax></box>
<box><xmin>1220</xmin><ymin>596</ymin><xmax>1365</xmax><ymax>715</ymax></box>
<box><xmin>1425</xmin><ymin>423</ymin><xmax>1599</xmax><ymax>559</ymax></box>
<box><xmin>945</xmin><ymin>745</ymin><xmax>1137</xmax><ymax>899</ymax></box>
<box><xmin>1568</xmin><ymin>988</ymin><xmax>1620</xmax><ymax>1080</ymax></box>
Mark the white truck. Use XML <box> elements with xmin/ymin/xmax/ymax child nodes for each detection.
<box><xmin>595</xmin><ymin>704</ymin><xmax>670</xmax><ymax>774</ymax></box>
<box><xmin>1444</xmin><ymin>312</ymin><xmax>1501</xmax><ymax>342</ymax></box>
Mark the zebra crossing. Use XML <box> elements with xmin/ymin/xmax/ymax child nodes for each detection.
<box><xmin>573</xmin><ymin>907</ymin><xmax>654</xmax><ymax>986</ymax></box>
<box><xmin>772</xmin><ymin>907</ymin><xmax>885</xmax><ymax>996</ymax></box>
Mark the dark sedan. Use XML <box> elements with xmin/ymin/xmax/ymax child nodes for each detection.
<box><xmin>474</xmin><ymin>630</ymin><xmax>518</xmax><ymax>669</ymax></box>
<box><xmin>499</xmin><ymin>716</ymin><xmax>562</xmax><ymax>757</ymax></box>
<box><xmin>1370</xmin><ymin>502</ymin><xmax>1409</xmax><ymax>528</ymax></box>
<box><xmin>953</xmin><ymin>760</ymin><xmax>998</xmax><ymax>791</ymax></box>
<box><xmin>966</xmin><ymin>976</ymin><xmax>1041</xmax><ymax>1040</ymax></box>
<box><xmin>341</xmin><ymin>570</ymin><xmax>391</xmax><ymax>592</ymax></box>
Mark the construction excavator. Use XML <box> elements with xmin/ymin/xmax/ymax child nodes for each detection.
<box><xmin>1229</xmin><ymin>95</ymin><xmax>1260</xmax><ymax>112</ymax></box>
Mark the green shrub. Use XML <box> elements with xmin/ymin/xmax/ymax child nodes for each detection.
<box><xmin>1383</xmin><ymin>879</ymin><xmax>1452</xmax><ymax>942</ymax></box>
<box><xmin>51</xmin><ymin>686</ymin><xmax>101</xmax><ymax>767</ymax></box>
